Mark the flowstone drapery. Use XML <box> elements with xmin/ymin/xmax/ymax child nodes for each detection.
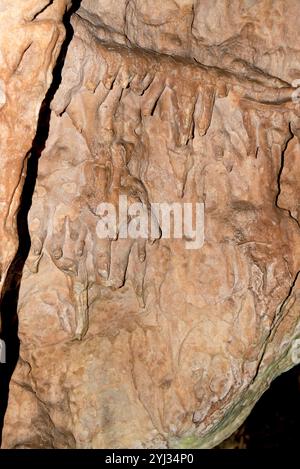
<box><xmin>1</xmin><ymin>0</ymin><xmax>300</xmax><ymax>449</ymax></box>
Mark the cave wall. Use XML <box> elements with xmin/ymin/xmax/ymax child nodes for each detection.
<box><xmin>1</xmin><ymin>0</ymin><xmax>300</xmax><ymax>449</ymax></box>
<box><xmin>0</xmin><ymin>0</ymin><xmax>72</xmax><ymax>294</ymax></box>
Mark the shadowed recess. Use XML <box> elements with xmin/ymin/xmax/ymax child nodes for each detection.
<box><xmin>0</xmin><ymin>0</ymin><xmax>82</xmax><ymax>445</ymax></box>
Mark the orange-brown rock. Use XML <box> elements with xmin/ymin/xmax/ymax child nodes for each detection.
<box><xmin>0</xmin><ymin>0</ymin><xmax>71</xmax><ymax>292</ymax></box>
<box><xmin>1</xmin><ymin>1</ymin><xmax>300</xmax><ymax>449</ymax></box>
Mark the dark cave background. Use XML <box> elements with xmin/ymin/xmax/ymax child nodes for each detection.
<box><xmin>218</xmin><ymin>364</ymin><xmax>300</xmax><ymax>448</ymax></box>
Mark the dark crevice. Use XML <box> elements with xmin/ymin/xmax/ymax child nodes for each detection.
<box><xmin>31</xmin><ymin>1</ymin><xmax>54</xmax><ymax>21</ymax></box>
<box><xmin>0</xmin><ymin>0</ymin><xmax>82</xmax><ymax>446</ymax></box>
<box><xmin>275</xmin><ymin>122</ymin><xmax>293</xmax><ymax>208</ymax></box>
<box><xmin>219</xmin><ymin>364</ymin><xmax>300</xmax><ymax>448</ymax></box>
<box><xmin>275</xmin><ymin>123</ymin><xmax>293</xmax><ymax>208</ymax></box>
<box><xmin>275</xmin><ymin>123</ymin><xmax>300</xmax><ymax>229</ymax></box>
<box><xmin>245</xmin><ymin>364</ymin><xmax>300</xmax><ymax>448</ymax></box>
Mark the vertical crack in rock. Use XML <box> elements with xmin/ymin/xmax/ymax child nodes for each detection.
<box><xmin>276</xmin><ymin>125</ymin><xmax>300</xmax><ymax>229</ymax></box>
<box><xmin>0</xmin><ymin>0</ymin><xmax>82</xmax><ymax>445</ymax></box>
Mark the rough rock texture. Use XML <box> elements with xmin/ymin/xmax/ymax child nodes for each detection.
<box><xmin>1</xmin><ymin>0</ymin><xmax>300</xmax><ymax>449</ymax></box>
<box><xmin>0</xmin><ymin>0</ymin><xmax>71</xmax><ymax>294</ymax></box>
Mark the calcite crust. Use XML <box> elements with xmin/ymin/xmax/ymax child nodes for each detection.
<box><xmin>1</xmin><ymin>0</ymin><xmax>300</xmax><ymax>449</ymax></box>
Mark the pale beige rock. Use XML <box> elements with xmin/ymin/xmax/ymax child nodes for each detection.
<box><xmin>2</xmin><ymin>1</ymin><xmax>300</xmax><ymax>450</ymax></box>
<box><xmin>0</xmin><ymin>0</ymin><xmax>71</xmax><ymax>293</ymax></box>
<box><xmin>78</xmin><ymin>0</ymin><xmax>300</xmax><ymax>82</ymax></box>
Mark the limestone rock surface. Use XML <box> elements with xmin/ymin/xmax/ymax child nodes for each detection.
<box><xmin>1</xmin><ymin>0</ymin><xmax>300</xmax><ymax>449</ymax></box>
<box><xmin>0</xmin><ymin>0</ymin><xmax>72</xmax><ymax>293</ymax></box>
